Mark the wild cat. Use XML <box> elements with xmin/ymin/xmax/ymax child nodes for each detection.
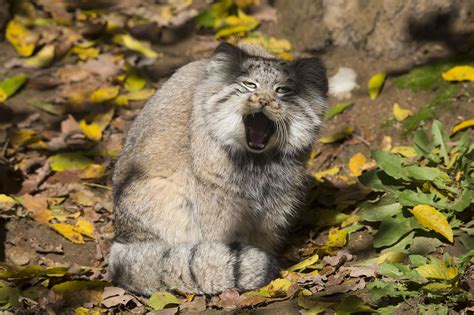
<box><xmin>109</xmin><ymin>42</ymin><xmax>328</xmax><ymax>296</ymax></box>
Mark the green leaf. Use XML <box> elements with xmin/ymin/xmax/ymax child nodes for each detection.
<box><xmin>404</xmin><ymin>165</ymin><xmax>445</xmax><ymax>181</ymax></box>
<box><xmin>394</xmin><ymin>63</ymin><xmax>447</xmax><ymax>91</ymax></box>
<box><xmin>459</xmin><ymin>235</ymin><xmax>474</xmax><ymax>251</ymax></box>
<box><xmin>358</xmin><ymin>197</ymin><xmax>402</xmax><ymax>222</ymax></box>
<box><xmin>373</xmin><ymin>215</ymin><xmax>418</xmax><ymax>248</ymax></box>
<box><xmin>48</xmin><ymin>152</ymin><xmax>94</xmax><ymax>172</ymax></box>
<box><xmin>431</xmin><ymin>120</ymin><xmax>449</xmax><ymax>165</ymax></box>
<box><xmin>51</xmin><ymin>280</ymin><xmax>108</xmax><ymax>294</ymax></box>
<box><xmin>397</xmin><ymin>189</ymin><xmax>448</xmax><ymax>209</ymax></box>
<box><xmin>358</xmin><ymin>170</ymin><xmax>402</xmax><ymax>193</ymax></box>
<box><xmin>410</xmin><ymin>236</ymin><xmax>443</xmax><ymax>255</ymax></box>
<box><xmin>0</xmin><ymin>74</ymin><xmax>28</xmax><ymax>103</ymax></box>
<box><xmin>413</xmin><ymin>129</ymin><xmax>436</xmax><ymax>161</ymax></box>
<box><xmin>147</xmin><ymin>291</ymin><xmax>181</xmax><ymax>310</ymax></box>
<box><xmin>324</xmin><ymin>102</ymin><xmax>352</xmax><ymax>121</ymax></box>
<box><xmin>372</xmin><ymin>151</ymin><xmax>408</xmax><ymax>180</ymax></box>
<box><xmin>334</xmin><ymin>296</ymin><xmax>374</xmax><ymax>314</ymax></box>
<box><xmin>368</xmin><ymin>73</ymin><xmax>386</xmax><ymax>100</ymax></box>
<box><xmin>409</xmin><ymin>255</ymin><xmax>429</xmax><ymax>266</ymax></box>
<box><xmin>0</xmin><ymin>281</ymin><xmax>20</xmax><ymax>309</ymax></box>
<box><xmin>418</xmin><ymin>304</ymin><xmax>448</xmax><ymax>315</ymax></box>
<box><xmin>451</xmin><ymin>188</ymin><xmax>473</xmax><ymax>212</ymax></box>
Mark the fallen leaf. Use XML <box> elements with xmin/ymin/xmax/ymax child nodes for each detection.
<box><xmin>253</xmin><ymin>278</ymin><xmax>293</xmax><ymax>298</ymax></box>
<box><xmin>81</xmin><ymin>164</ymin><xmax>106</xmax><ymax>179</ymax></box>
<box><xmin>320</xmin><ymin>127</ymin><xmax>353</xmax><ymax>144</ymax></box>
<box><xmin>75</xmin><ymin>219</ymin><xmax>95</xmax><ymax>239</ymax></box>
<box><xmin>441</xmin><ymin>65</ymin><xmax>474</xmax><ymax>82</ymax></box>
<box><xmin>89</xmin><ymin>86</ymin><xmax>120</xmax><ymax>103</ymax></box>
<box><xmin>49</xmin><ymin>153</ymin><xmax>94</xmax><ymax>172</ymax></box>
<box><xmin>287</xmin><ymin>254</ymin><xmax>319</xmax><ymax>272</ymax></box>
<box><xmin>0</xmin><ymin>74</ymin><xmax>28</xmax><ymax>103</ymax></box>
<box><xmin>368</xmin><ymin>73</ymin><xmax>386</xmax><ymax>101</ymax></box>
<box><xmin>24</xmin><ymin>44</ymin><xmax>55</xmax><ymax>68</ymax></box>
<box><xmin>410</xmin><ymin>205</ymin><xmax>453</xmax><ymax>242</ymax></box>
<box><xmin>451</xmin><ymin>119</ymin><xmax>474</xmax><ymax>136</ymax></box>
<box><xmin>415</xmin><ymin>263</ymin><xmax>457</xmax><ymax>280</ymax></box>
<box><xmin>147</xmin><ymin>291</ymin><xmax>181</xmax><ymax>310</ymax></box>
<box><xmin>6</xmin><ymin>20</ymin><xmax>37</xmax><ymax>57</ymax></box>
<box><xmin>376</xmin><ymin>251</ymin><xmax>405</xmax><ymax>264</ymax></box>
<box><xmin>113</xmin><ymin>34</ymin><xmax>159</xmax><ymax>59</ymax></box>
<box><xmin>240</xmin><ymin>34</ymin><xmax>292</xmax><ymax>59</ymax></box>
<box><xmin>216</xmin><ymin>10</ymin><xmax>260</xmax><ymax>38</ymax></box>
<box><xmin>125</xmin><ymin>89</ymin><xmax>155</xmax><ymax>101</ymax></box>
<box><xmin>72</xmin><ymin>46</ymin><xmax>100</xmax><ymax>60</ymax></box>
<box><xmin>124</xmin><ymin>70</ymin><xmax>147</xmax><ymax>92</ymax></box>
<box><xmin>79</xmin><ymin>121</ymin><xmax>102</xmax><ymax>142</ymax></box>
<box><xmin>390</xmin><ymin>146</ymin><xmax>417</xmax><ymax>158</ymax></box>
<box><xmin>348</xmin><ymin>153</ymin><xmax>367</xmax><ymax>177</ymax></box>
<box><xmin>49</xmin><ymin>223</ymin><xmax>85</xmax><ymax>244</ymax></box>
<box><xmin>324</xmin><ymin>102</ymin><xmax>353</xmax><ymax>121</ymax></box>
<box><xmin>327</xmin><ymin>228</ymin><xmax>347</xmax><ymax>248</ymax></box>
<box><xmin>381</xmin><ymin>136</ymin><xmax>392</xmax><ymax>151</ymax></box>
<box><xmin>313</xmin><ymin>166</ymin><xmax>340</xmax><ymax>182</ymax></box>
<box><xmin>21</xmin><ymin>194</ymin><xmax>50</xmax><ymax>224</ymax></box>
<box><xmin>393</xmin><ymin>103</ymin><xmax>413</xmax><ymax>122</ymax></box>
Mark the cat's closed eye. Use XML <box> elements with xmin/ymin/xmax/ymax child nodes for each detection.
<box><xmin>242</xmin><ymin>81</ymin><xmax>257</xmax><ymax>90</ymax></box>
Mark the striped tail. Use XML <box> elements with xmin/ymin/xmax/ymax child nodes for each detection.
<box><xmin>108</xmin><ymin>241</ymin><xmax>280</xmax><ymax>296</ymax></box>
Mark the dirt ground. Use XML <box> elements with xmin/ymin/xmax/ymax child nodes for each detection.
<box><xmin>0</xmin><ymin>1</ymin><xmax>473</xmax><ymax>314</ymax></box>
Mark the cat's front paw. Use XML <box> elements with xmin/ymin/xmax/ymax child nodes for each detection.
<box><xmin>234</xmin><ymin>246</ymin><xmax>280</xmax><ymax>291</ymax></box>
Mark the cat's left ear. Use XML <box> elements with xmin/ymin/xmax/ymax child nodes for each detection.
<box><xmin>290</xmin><ymin>58</ymin><xmax>328</xmax><ymax>96</ymax></box>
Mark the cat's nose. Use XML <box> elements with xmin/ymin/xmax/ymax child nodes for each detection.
<box><xmin>259</xmin><ymin>99</ymin><xmax>269</xmax><ymax>107</ymax></box>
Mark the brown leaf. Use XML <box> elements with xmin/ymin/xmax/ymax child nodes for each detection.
<box><xmin>21</xmin><ymin>194</ymin><xmax>50</xmax><ymax>224</ymax></box>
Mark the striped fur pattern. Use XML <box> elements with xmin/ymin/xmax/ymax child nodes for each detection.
<box><xmin>109</xmin><ymin>42</ymin><xmax>328</xmax><ymax>296</ymax></box>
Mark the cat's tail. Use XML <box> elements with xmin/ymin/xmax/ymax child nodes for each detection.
<box><xmin>108</xmin><ymin>241</ymin><xmax>280</xmax><ymax>296</ymax></box>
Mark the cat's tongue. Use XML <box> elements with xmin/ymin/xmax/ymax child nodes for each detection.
<box><xmin>244</xmin><ymin>112</ymin><xmax>274</xmax><ymax>151</ymax></box>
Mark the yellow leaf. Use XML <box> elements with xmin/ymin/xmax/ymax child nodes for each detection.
<box><xmin>319</xmin><ymin>127</ymin><xmax>353</xmax><ymax>144</ymax></box>
<box><xmin>313</xmin><ymin>166</ymin><xmax>340</xmax><ymax>182</ymax></box>
<box><xmin>89</xmin><ymin>86</ymin><xmax>120</xmax><ymax>103</ymax></box>
<box><xmin>75</xmin><ymin>219</ymin><xmax>95</xmax><ymax>239</ymax></box>
<box><xmin>24</xmin><ymin>44</ymin><xmax>55</xmax><ymax>68</ymax></box>
<box><xmin>125</xmin><ymin>70</ymin><xmax>147</xmax><ymax>92</ymax></box>
<box><xmin>422</xmin><ymin>283</ymin><xmax>452</xmax><ymax>292</ymax></box>
<box><xmin>390</xmin><ymin>146</ymin><xmax>417</xmax><ymax>158</ymax></box>
<box><xmin>441</xmin><ymin>65</ymin><xmax>474</xmax><ymax>82</ymax></box>
<box><xmin>113</xmin><ymin>34</ymin><xmax>159</xmax><ymax>59</ymax></box>
<box><xmin>8</xmin><ymin>129</ymin><xmax>39</xmax><ymax>147</ymax></box>
<box><xmin>327</xmin><ymin>227</ymin><xmax>347</xmax><ymax>248</ymax></box>
<box><xmin>381</xmin><ymin>135</ymin><xmax>392</xmax><ymax>151</ymax></box>
<box><xmin>348</xmin><ymin>152</ymin><xmax>366</xmax><ymax>177</ymax></box>
<box><xmin>392</xmin><ymin>103</ymin><xmax>413</xmax><ymax>122</ymax></box>
<box><xmin>6</xmin><ymin>20</ymin><xmax>36</xmax><ymax>57</ymax></box>
<box><xmin>0</xmin><ymin>194</ymin><xmax>15</xmax><ymax>204</ymax></box>
<box><xmin>0</xmin><ymin>74</ymin><xmax>28</xmax><ymax>103</ymax></box>
<box><xmin>49</xmin><ymin>152</ymin><xmax>94</xmax><ymax>172</ymax></box>
<box><xmin>125</xmin><ymin>89</ymin><xmax>155</xmax><ymax>101</ymax></box>
<box><xmin>253</xmin><ymin>278</ymin><xmax>293</xmax><ymax>298</ymax></box>
<box><xmin>72</xmin><ymin>46</ymin><xmax>99</xmax><ymax>60</ymax></box>
<box><xmin>451</xmin><ymin>119</ymin><xmax>474</xmax><ymax>136</ymax></box>
<box><xmin>410</xmin><ymin>205</ymin><xmax>453</xmax><ymax>242</ymax></box>
<box><xmin>376</xmin><ymin>251</ymin><xmax>405</xmax><ymax>264</ymax></box>
<box><xmin>341</xmin><ymin>214</ymin><xmax>360</xmax><ymax>227</ymax></box>
<box><xmin>416</xmin><ymin>263</ymin><xmax>457</xmax><ymax>280</ymax></box>
<box><xmin>215</xmin><ymin>10</ymin><xmax>260</xmax><ymax>38</ymax></box>
<box><xmin>50</xmin><ymin>223</ymin><xmax>84</xmax><ymax>244</ymax></box>
<box><xmin>286</xmin><ymin>254</ymin><xmax>319</xmax><ymax>272</ymax></box>
<box><xmin>241</xmin><ymin>35</ymin><xmax>291</xmax><ymax>55</ymax></box>
<box><xmin>112</xmin><ymin>95</ymin><xmax>129</xmax><ymax>106</ymax></box>
<box><xmin>368</xmin><ymin>72</ymin><xmax>386</xmax><ymax>101</ymax></box>
<box><xmin>79</xmin><ymin>120</ymin><xmax>102</xmax><ymax>142</ymax></box>
<box><xmin>81</xmin><ymin>164</ymin><xmax>106</xmax><ymax>179</ymax></box>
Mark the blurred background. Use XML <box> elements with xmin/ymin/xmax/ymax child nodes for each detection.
<box><xmin>0</xmin><ymin>0</ymin><xmax>472</xmax><ymax>313</ymax></box>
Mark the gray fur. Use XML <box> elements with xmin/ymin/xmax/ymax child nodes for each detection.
<box><xmin>109</xmin><ymin>42</ymin><xmax>328</xmax><ymax>295</ymax></box>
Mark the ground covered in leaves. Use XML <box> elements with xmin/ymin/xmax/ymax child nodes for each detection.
<box><xmin>0</xmin><ymin>0</ymin><xmax>473</xmax><ymax>314</ymax></box>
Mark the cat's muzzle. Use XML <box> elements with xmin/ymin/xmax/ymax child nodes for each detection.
<box><xmin>243</xmin><ymin>111</ymin><xmax>276</xmax><ymax>152</ymax></box>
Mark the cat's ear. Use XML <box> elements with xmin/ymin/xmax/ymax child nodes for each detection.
<box><xmin>290</xmin><ymin>58</ymin><xmax>328</xmax><ymax>96</ymax></box>
<box><xmin>210</xmin><ymin>42</ymin><xmax>247</xmax><ymax>75</ymax></box>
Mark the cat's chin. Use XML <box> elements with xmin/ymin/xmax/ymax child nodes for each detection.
<box><xmin>243</xmin><ymin>112</ymin><xmax>276</xmax><ymax>153</ymax></box>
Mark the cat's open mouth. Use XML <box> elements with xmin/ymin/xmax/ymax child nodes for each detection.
<box><xmin>243</xmin><ymin>112</ymin><xmax>276</xmax><ymax>151</ymax></box>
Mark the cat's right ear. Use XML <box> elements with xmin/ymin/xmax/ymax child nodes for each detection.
<box><xmin>210</xmin><ymin>42</ymin><xmax>247</xmax><ymax>76</ymax></box>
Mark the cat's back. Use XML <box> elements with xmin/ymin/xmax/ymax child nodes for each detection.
<box><xmin>114</xmin><ymin>60</ymin><xmax>208</xmax><ymax>182</ymax></box>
